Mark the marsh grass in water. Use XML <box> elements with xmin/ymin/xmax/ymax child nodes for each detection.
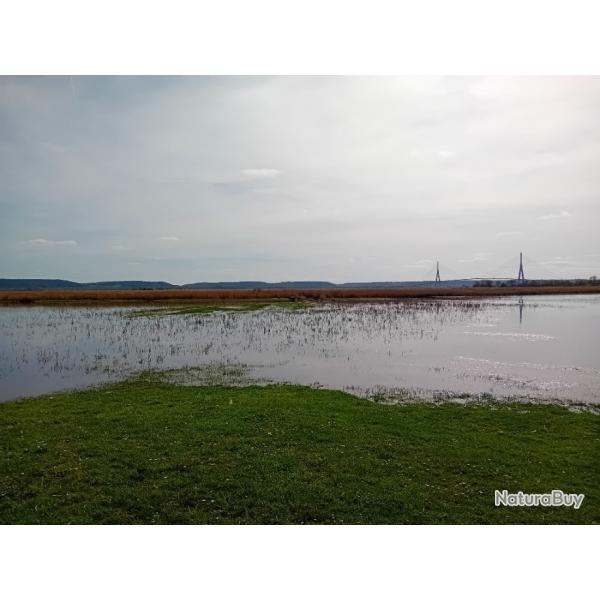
<box><xmin>0</xmin><ymin>376</ymin><xmax>598</xmax><ymax>524</ymax></box>
<box><xmin>363</xmin><ymin>386</ymin><xmax>600</xmax><ymax>412</ymax></box>
<box><xmin>2</xmin><ymin>295</ymin><xmax>599</xmax><ymax>403</ymax></box>
<box><xmin>128</xmin><ymin>299</ymin><xmax>315</xmax><ymax>317</ymax></box>
<box><xmin>159</xmin><ymin>364</ymin><xmax>275</xmax><ymax>387</ymax></box>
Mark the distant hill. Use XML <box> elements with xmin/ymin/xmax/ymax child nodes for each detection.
<box><xmin>82</xmin><ymin>281</ymin><xmax>177</xmax><ymax>290</ymax></box>
<box><xmin>0</xmin><ymin>279</ymin><xmax>176</xmax><ymax>291</ymax></box>
<box><xmin>181</xmin><ymin>281</ymin><xmax>338</xmax><ymax>289</ymax></box>
<box><xmin>0</xmin><ymin>278</ymin><xmax>479</xmax><ymax>291</ymax></box>
<box><xmin>338</xmin><ymin>279</ymin><xmax>476</xmax><ymax>289</ymax></box>
<box><xmin>0</xmin><ymin>279</ymin><xmax>83</xmax><ymax>291</ymax></box>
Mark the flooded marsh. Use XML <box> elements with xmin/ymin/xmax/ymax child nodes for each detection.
<box><xmin>0</xmin><ymin>294</ymin><xmax>599</xmax><ymax>403</ymax></box>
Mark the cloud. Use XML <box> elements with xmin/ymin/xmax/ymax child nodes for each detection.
<box><xmin>2</xmin><ymin>76</ymin><xmax>599</xmax><ymax>282</ymax></box>
<box><xmin>408</xmin><ymin>150</ymin><xmax>455</xmax><ymax>159</ymax></box>
<box><xmin>25</xmin><ymin>239</ymin><xmax>77</xmax><ymax>246</ymax></box>
<box><xmin>539</xmin><ymin>211</ymin><xmax>572</xmax><ymax>220</ymax></box>
<box><xmin>495</xmin><ymin>231</ymin><xmax>521</xmax><ymax>237</ymax></box>
<box><xmin>458</xmin><ymin>256</ymin><xmax>489</xmax><ymax>263</ymax></box>
<box><xmin>241</xmin><ymin>168</ymin><xmax>281</xmax><ymax>179</ymax></box>
<box><xmin>457</xmin><ymin>251</ymin><xmax>491</xmax><ymax>264</ymax></box>
<box><xmin>403</xmin><ymin>259</ymin><xmax>434</xmax><ymax>269</ymax></box>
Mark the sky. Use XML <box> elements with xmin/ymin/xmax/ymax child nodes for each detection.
<box><xmin>1</xmin><ymin>76</ymin><xmax>599</xmax><ymax>283</ymax></box>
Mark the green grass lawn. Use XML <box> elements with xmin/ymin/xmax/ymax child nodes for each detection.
<box><xmin>1</xmin><ymin>379</ymin><xmax>598</xmax><ymax>524</ymax></box>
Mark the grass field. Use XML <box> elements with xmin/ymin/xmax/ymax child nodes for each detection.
<box><xmin>1</xmin><ymin>285</ymin><xmax>599</xmax><ymax>305</ymax></box>
<box><xmin>1</xmin><ymin>378</ymin><xmax>598</xmax><ymax>524</ymax></box>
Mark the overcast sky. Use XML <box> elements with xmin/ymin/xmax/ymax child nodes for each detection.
<box><xmin>1</xmin><ymin>76</ymin><xmax>599</xmax><ymax>283</ymax></box>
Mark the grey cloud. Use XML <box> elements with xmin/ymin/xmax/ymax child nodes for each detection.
<box><xmin>458</xmin><ymin>256</ymin><xmax>489</xmax><ymax>263</ymax></box>
<box><xmin>539</xmin><ymin>211</ymin><xmax>572</xmax><ymax>220</ymax></box>
<box><xmin>1</xmin><ymin>76</ymin><xmax>599</xmax><ymax>282</ymax></box>
<box><xmin>25</xmin><ymin>239</ymin><xmax>78</xmax><ymax>246</ymax></box>
<box><xmin>241</xmin><ymin>168</ymin><xmax>281</xmax><ymax>178</ymax></box>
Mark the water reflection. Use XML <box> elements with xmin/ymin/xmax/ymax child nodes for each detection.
<box><xmin>518</xmin><ymin>297</ymin><xmax>524</xmax><ymax>325</ymax></box>
<box><xmin>0</xmin><ymin>295</ymin><xmax>599</xmax><ymax>403</ymax></box>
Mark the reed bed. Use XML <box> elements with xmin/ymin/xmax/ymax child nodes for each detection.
<box><xmin>0</xmin><ymin>285</ymin><xmax>599</xmax><ymax>305</ymax></box>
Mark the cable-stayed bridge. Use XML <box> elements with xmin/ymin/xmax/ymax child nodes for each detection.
<box><xmin>420</xmin><ymin>252</ymin><xmax>583</xmax><ymax>283</ymax></box>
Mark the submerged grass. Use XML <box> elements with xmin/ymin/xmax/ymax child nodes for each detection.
<box><xmin>128</xmin><ymin>299</ymin><xmax>314</xmax><ymax>317</ymax></box>
<box><xmin>160</xmin><ymin>364</ymin><xmax>272</xmax><ymax>387</ymax></box>
<box><xmin>1</xmin><ymin>377</ymin><xmax>598</xmax><ymax>524</ymax></box>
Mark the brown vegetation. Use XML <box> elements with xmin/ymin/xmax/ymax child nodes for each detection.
<box><xmin>1</xmin><ymin>285</ymin><xmax>599</xmax><ymax>305</ymax></box>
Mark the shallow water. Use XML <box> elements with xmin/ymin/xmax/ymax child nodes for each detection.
<box><xmin>0</xmin><ymin>295</ymin><xmax>599</xmax><ymax>403</ymax></box>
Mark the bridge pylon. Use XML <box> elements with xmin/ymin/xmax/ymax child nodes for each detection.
<box><xmin>517</xmin><ymin>252</ymin><xmax>525</xmax><ymax>283</ymax></box>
